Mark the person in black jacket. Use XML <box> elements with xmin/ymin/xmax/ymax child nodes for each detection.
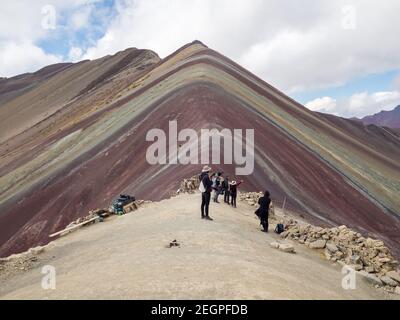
<box><xmin>199</xmin><ymin>166</ymin><xmax>213</xmax><ymax>220</ymax></box>
<box><xmin>229</xmin><ymin>179</ymin><xmax>243</xmax><ymax>208</ymax></box>
<box><xmin>255</xmin><ymin>191</ymin><xmax>271</xmax><ymax>232</ymax></box>
<box><xmin>222</xmin><ymin>175</ymin><xmax>230</xmax><ymax>204</ymax></box>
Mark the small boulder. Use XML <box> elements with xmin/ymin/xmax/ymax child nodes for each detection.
<box><xmin>380</xmin><ymin>276</ymin><xmax>398</xmax><ymax>287</ymax></box>
<box><xmin>358</xmin><ymin>271</ymin><xmax>383</xmax><ymax>286</ymax></box>
<box><xmin>324</xmin><ymin>249</ymin><xmax>331</xmax><ymax>260</ymax></box>
<box><xmin>365</xmin><ymin>266</ymin><xmax>375</xmax><ymax>273</ymax></box>
<box><xmin>309</xmin><ymin>240</ymin><xmax>326</xmax><ymax>249</ymax></box>
<box><xmin>395</xmin><ymin>286</ymin><xmax>400</xmax><ymax>295</ymax></box>
<box><xmin>168</xmin><ymin>240</ymin><xmax>180</xmax><ymax>248</ymax></box>
<box><xmin>28</xmin><ymin>246</ymin><xmax>45</xmax><ymax>255</ymax></box>
<box><xmin>385</xmin><ymin>270</ymin><xmax>400</xmax><ymax>283</ymax></box>
<box><xmin>279</xmin><ymin>244</ymin><xmax>295</xmax><ymax>253</ymax></box>
<box><xmin>335</xmin><ymin>251</ymin><xmax>344</xmax><ymax>259</ymax></box>
<box><xmin>270</xmin><ymin>241</ymin><xmax>280</xmax><ymax>249</ymax></box>
<box><xmin>378</xmin><ymin>257</ymin><xmax>391</xmax><ymax>263</ymax></box>
<box><xmin>280</xmin><ymin>231</ymin><xmax>289</xmax><ymax>238</ymax></box>
<box><xmin>326</xmin><ymin>243</ymin><xmax>339</xmax><ymax>253</ymax></box>
<box><xmin>350</xmin><ymin>264</ymin><xmax>363</xmax><ymax>271</ymax></box>
<box><xmin>270</xmin><ymin>242</ymin><xmax>295</xmax><ymax>253</ymax></box>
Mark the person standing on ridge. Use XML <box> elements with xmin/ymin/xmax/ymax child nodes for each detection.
<box><xmin>222</xmin><ymin>175</ymin><xmax>230</xmax><ymax>204</ymax></box>
<box><xmin>199</xmin><ymin>166</ymin><xmax>213</xmax><ymax>220</ymax></box>
<box><xmin>212</xmin><ymin>172</ymin><xmax>222</xmax><ymax>203</ymax></box>
<box><xmin>229</xmin><ymin>179</ymin><xmax>243</xmax><ymax>208</ymax></box>
<box><xmin>255</xmin><ymin>191</ymin><xmax>271</xmax><ymax>232</ymax></box>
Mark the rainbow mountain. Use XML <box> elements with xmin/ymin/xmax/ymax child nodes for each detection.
<box><xmin>0</xmin><ymin>41</ymin><xmax>399</xmax><ymax>258</ymax></box>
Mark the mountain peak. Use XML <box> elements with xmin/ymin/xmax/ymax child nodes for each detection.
<box><xmin>360</xmin><ymin>105</ymin><xmax>400</xmax><ymax>128</ymax></box>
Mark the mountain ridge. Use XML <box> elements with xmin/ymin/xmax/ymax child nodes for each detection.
<box><xmin>0</xmin><ymin>41</ymin><xmax>399</xmax><ymax>259</ymax></box>
<box><xmin>353</xmin><ymin>105</ymin><xmax>400</xmax><ymax>129</ymax></box>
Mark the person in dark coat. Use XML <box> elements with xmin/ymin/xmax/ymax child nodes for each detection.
<box><xmin>199</xmin><ymin>166</ymin><xmax>213</xmax><ymax>220</ymax></box>
<box><xmin>256</xmin><ymin>191</ymin><xmax>271</xmax><ymax>232</ymax></box>
<box><xmin>222</xmin><ymin>175</ymin><xmax>230</xmax><ymax>204</ymax></box>
<box><xmin>229</xmin><ymin>179</ymin><xmax>243</xmax><ymax>208</ymax></box>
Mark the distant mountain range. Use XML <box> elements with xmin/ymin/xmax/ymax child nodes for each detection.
<box><xmin>355</xmin><ymin>105</ymin><xmax>400</xmax><ymax>129</ymax></box>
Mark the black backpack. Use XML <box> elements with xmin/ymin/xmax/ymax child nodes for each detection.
<box><xmin>275</xmin><ymin>224</ymin><xmax>285</xmax><ymax>234</ymax></box>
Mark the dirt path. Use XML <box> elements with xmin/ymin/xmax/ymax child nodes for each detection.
<box><xmin>0</xmin><ymin>194</ymin><xmax>396</xmax><ymax>299</ymax></box>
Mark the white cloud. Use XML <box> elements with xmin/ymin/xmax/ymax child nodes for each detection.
<box><xmin>348</xmin><ymin>92</ymin><xmax>369</xmax><ymax>112</ymax></box>
<box><xmin>80</xmin><ymin>0</ymin><xmax>400</xmax><ymax>94</ymax></box>
<box><xmin>0</xmin><ymin>42</ymin><xmax>61</xmax><ymax>77</ymax></box>
<box><xmin>0</xmin><ymin>0</ymin><xmax>98</xmax><ymax>77</ymax></box>
<box><xmin>70</xmin><ymin>6</ymin><xmax>92</xmax><ymax>30</ymax></box>
<box><xmin>68</xmin><ymin>46</ymin><xmax>83</xmax><ymax>62</ymax></box>
<box><xmin>1</xmin><ymin>0</ymin><xmax>400</xmax><ymax>120</ymax></box>
<box><xmin>306</xmin><ymin>91</ymin><xmax>400</xmax><ymax>117</ymax></box>
<box><xmin>305</xmin><ymin>97</ymin><xmax>337</xmax><ymax>112</ymax></box>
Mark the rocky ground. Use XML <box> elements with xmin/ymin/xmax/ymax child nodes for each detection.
<box><xmin>0</xmin><ymin>192</ymin><xmax>398</xmax><ymax>300</ymax></box>
<box><xmin>240</xmin><ymin>192</ymin><xmax>400</xmax><ymax>295</ymax></box>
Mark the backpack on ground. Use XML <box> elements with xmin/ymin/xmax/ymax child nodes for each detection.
<box><xmin>275</xmin><ymin>224</ymin><xmax>285</xmax><ymax>234</ymax></box>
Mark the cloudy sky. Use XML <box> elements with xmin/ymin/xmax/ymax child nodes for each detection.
<box><xmin>1</xmin><ymin>0</ymin><xmax>400</xmax><ymax>118</ymax></box>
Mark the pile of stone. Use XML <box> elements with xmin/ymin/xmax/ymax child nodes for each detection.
<box><xmin>71</xmin><ymin>200</ymin><xmax>149</xmax><ymax>227</ymax></box>
<box><xmin>238</xmin><ymin>192</ymin><xmax>263</xmax><ymax>206</ymax></box>
<box><xmin>0</xmin><ymin>246</ymin><xmax>45</xmax><ymax>279</ymax></box>
<box><xmin>122</xmin><ymin>199</ymin><xmax>148</xmax><ymax>214</ymax></box>
<box><xmin>238</xmin><ymin>192</ymin><xmax>275</xmax><ymax>218</ymax></box>
<box><xmin>54</xmin><ymin>199</ymin><xmax>150</xmax><ymax>239</ymax></box>
<box><xmin>178</xmin><ymin>176</ymin><xmax>200</xmax><ymax>194</ymax></box>
<box><xmin>279</xmin><ymin>218</ymin><xmax>400</xmax><ymax>293</ymax></box>
<box><xmin>66</xmin><ymin>209</ymin><xmax>105</xmax><ymax>228</ymax></box>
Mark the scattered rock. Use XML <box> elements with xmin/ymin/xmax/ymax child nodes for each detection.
<box><xmin>269</xmin><ymin>242</ymin><xmax>280</xmax><ymax>249</ymax></box>
<box><xmin>279</xmin><ymin>244</ymin><xmax>295</xmax><ymax>253</ymax></box>
<box><xmin>358</xmin><ymin>271</ymin><xmax>383</xmax><ymax>286</ymax></box>
<box><xmin>365</xmin><ymin>266</ymin><xmax>375</xmax><ymax>273</ymax></box>
<box><xmin>278</xmin><ymin>215</ymin><xmax>398</xmax><ymax>289</ymax></box>
<box><xmin>324</xmin><ymin>249</ymin><xmax>332</xmax><ymax>260</ymax></box>
<box><xmin>395</xmin><ymin>286</ymin><xmax>400</xmax><ymax>295</ymax></box>
<box><xmin>28</xmin><ymin>246</ymin><xmax>45</xmax><ymax>255</ymax></box>
<box><xmin>269</xmin><ymin>242</ymin><xmax>295</xmax><ymax>253</ymax></box>
<box><xmin>353</xmin><ymin>264</ymin><xmax>363</xmax><ymax>271</ymax></box>
<box><xmin>280</xmin><ymin>231</ymin><xmax>289</xmax><ymax>239</ymax></box>
<box><xmin>178</xmin><ymin>176</ymin><xmax>200</xmax><ymax>194</ymax></box>
<box><xmin>326</xmin><ymin>243</ymin><xmax>338</xmax><ymax>253</ymax></box>
<box><xmin>385</xmin><ymin>270</ymin><xmax>400</xmax><ymax>283</ymax></box>
<box><xmin>168</xmin><ymin>240</ymin><xmax>180</xmax><ymax>248</ymax></box>
<box><xmin>309</xmin><ymin>240</ymin><xmax>326</xmax><ymax>249</ymax></box>
<box><xmin>380</xmin><ymin>276</ymin><xmax>398</xmax><ymax>287</ymax></box>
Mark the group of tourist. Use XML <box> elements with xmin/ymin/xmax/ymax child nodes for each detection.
<box><xmin>198</xmin><ymin>165</ymin><xmax>271</xmax><ymax>232</ymax></box>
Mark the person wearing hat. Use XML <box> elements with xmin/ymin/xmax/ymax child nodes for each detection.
<box><xmin>199</xmin><ymin>165</ymin><xmax>213</xmax><ymax>220</ymax></box>
<box><xmin>229</xmin><ymin>179</ymin><xmax>243</xmax><ymax>208</ymax></box>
